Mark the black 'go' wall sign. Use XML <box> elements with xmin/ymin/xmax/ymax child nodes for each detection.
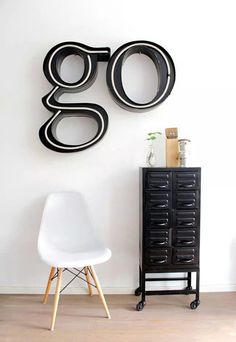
<box><xmin>39</xmin><ymin>40</ymin><xmax>175</xmax><ymax>153</ymax></box>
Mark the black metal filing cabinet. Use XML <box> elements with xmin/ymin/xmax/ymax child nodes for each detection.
<box><xmin>135</xmin><ymin>167</ymin><xmax>201</xmax><ymax>311</ymax></box>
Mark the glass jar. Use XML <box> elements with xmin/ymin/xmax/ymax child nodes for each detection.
<box><xmin>147</xmin><ymin>144</ymin><xmax>156</xmax><ymax>167</ymax></box>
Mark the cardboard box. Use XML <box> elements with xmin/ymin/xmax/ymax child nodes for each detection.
<box><xmin>165</xmin><ymin>128</ymin><xmax>178</xmax><ymax>167</ymax></box>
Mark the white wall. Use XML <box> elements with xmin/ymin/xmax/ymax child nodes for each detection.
<box><xmin>1</xmin><ymin>0</ymin><xmax>236</xmax><ymax>294</ymax></box>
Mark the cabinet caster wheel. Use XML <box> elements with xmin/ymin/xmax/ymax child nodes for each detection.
<box><xmin>136</xmin><ymin>301</ymin><xmax>145</xmax><ymax>311</ymax></box>
<box><xmin>135</xmin><ymin>287</ymin><xmax>141</xmax><ymax>296</ymax></box>
<box><xmin>190</xmin><ymin>300</ymin><xmax>200</xmax><ymax>310</ymax></box>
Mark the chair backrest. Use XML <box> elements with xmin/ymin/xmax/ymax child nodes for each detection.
<box><xmin>38</xmin><ymin>192</ymin><xmax>100</xmax><ymax>254</ymax></box>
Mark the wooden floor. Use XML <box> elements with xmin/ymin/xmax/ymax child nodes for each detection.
<box><xmin>1</xmin><ymin>293</ymin><xmax>236</xmax><ymax>341</ymax></box>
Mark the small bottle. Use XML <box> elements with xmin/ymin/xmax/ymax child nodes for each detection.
<box><xmin>178</xmin><ymin>139</ymin><xmax>191</xmax><ymax>167</ymax></box>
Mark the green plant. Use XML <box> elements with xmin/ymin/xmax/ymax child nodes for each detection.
<box><xmin>146</xmin><ymin>131</ymin><xmax>162</xmax><ymax>142</ymax></box>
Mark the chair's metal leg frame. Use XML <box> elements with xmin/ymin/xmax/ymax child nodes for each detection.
<box><xmin>44</xmin><ymin>265</ymin><xmax>111</xmax><ymax>330</ymax></box>
<box><xmin>49</xmin><ymin>267</ymin><xmax>97</xmax><ymax>294</ymax></box>
<box><xmin>50</xmin><ymin>268</ymin><xmax>66</xmax><ymax>281</ymax></box>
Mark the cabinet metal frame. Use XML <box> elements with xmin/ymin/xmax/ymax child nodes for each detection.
<box><xmin>136</xmin><ymin>167</ymin><xmax>201</xmax><ymax>311</ymax></box>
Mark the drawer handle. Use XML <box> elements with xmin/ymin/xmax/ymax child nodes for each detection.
<box><xmin>150</xmin><ymin>201</ymin><xmax>168</xmax><ymax>209</ymax></box>
<box><xmin>178</xmin><ymin>238</ymin><xmax>195</xmax><ymax>245</ymax></box>
<box><xmin>177</xmin><ymin>257</ymin><xmax>194</xmax><ymax>263</ymax></box>
<box><xmin>156</xmin><ymin>259</ymin><xmax>167</xmax><ymax>264</ymax></box>
<box><xmin>151</xmin><ymin>238</ymin><xmax>168</xmax><ymax>246</ymax></box>
<box><xmin>157</xmin><ymin>204</ymin><xmax>168</xmax><ymax>208</ymax></box>
<box><xmin>179</xmin><ymin>222</ymin><xmax>194</xmax><ymax>226</ymax></box>
<box><xmin>158</xmin><ymin>222</ymin><xmax>168</xmax><ymax>226</ymax></box>
<box><xmin>182</xmin><ymin>203</ymin><xmax>194</xmax><ymax>207</ymax></box>
<box><xmin>152</xmin><ymin>185</ymin><xmax>168</xmax><ymax>189</ymax></box>
<box><xmin>150</xmin><ymin>257</ymin><xmax>167</xmax><ymax>264</ymax></box>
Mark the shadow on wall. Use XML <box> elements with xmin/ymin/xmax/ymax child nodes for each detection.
<box><xmin>9</xmin><ymin>196</ymin><xmax>46</xmax><ymax>287</ymax></box>
<box><xmin>106</xmin><ymin>167</ymin><xmax>139</xmax><ymax>289</ymax></box>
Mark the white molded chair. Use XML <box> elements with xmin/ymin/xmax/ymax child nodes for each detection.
<box><xmin>38</xmin><ymin>192</ymin><xmax>111</xmax><ymax>331</ymax></box>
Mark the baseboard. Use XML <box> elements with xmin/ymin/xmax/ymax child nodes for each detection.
<box><xmin>200</xmin><ymin>284</ymin><xmax>236</xmax><ymax>292</ymax></box>
<box><xmin>0</xmin><ymin>286</ymin><xmax>134</xmax><ymax>295</ymax></box>
<box><xmin>0</xmin><ymin>284</ymin><xmax>236</xmax><ymax>294</ymax></box>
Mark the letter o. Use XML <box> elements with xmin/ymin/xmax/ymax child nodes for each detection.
<box><xmin>106</xmin><ymin>40</ymin><xmax>175</xmax><ymax>111</ymax></box>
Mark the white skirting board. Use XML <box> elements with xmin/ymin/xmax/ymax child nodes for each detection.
<box><xmin>0</xmin><ymin>285</ymin><xmax>236</xmax><ymax>294</ymax></box>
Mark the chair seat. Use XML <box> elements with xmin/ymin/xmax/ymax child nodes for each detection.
<box><xmin>39</xmin><ymin>247</ymin><xmax>112</xmax><ymax>268</ymax></box>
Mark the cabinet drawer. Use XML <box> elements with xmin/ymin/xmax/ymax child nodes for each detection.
<box><xmin>173</xmin><ymin>248</ymin><xmax>199</xmax><ymax>265</ymax></box>
<box><xmin>174</xmin><ymin>191</ymin><xmax>199</xmax><ymax>209</ymax></box>
<box><xmin>145</xmin><ymin>191</ymin><xmax>171</xmax><ymax>210</ymax></box>
<box><xmin>145</xmin><ymin>211</ymin><xmax>171</xmax><ymax>229</ymax></box>
<box><xmin>173</xmin><ymin>229</ymin><xmax>198</xmax><ymax>247</ymax></box>
<box><xmin>145</xmin><ymin>248</ymin><xmax>171</xmax><ymax>266</ymax></box>
<box><xmin>174</xmin><ymin>210</ymin><xmax>199</xmax><ymax>228</ymax></box>
<box><xmin>145</xmin><ymin>230</ymin><xmax>170</xmax><ymax>248</ymax></box>
<box><xmin>145</xmin><ymin>172</ymin><xmax>171</xmax><ymax>190</ymax></box>
<box><xmin>174</xmin><ymin>172</ymin><xmax>199</xmax><ymax>190</ymax></box>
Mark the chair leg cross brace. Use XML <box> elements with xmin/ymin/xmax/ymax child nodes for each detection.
<box><xmin>50</xmin><ymin>268</ymin><xmax>66</xmax><ymax>281</ymax></box>
<box><xmin>49</xmin><ymin>268</ymin><xmax>96</xmax><ymax>291</ymax></box>
<box><xmin>59</xmin><ymin>268</ymin><xmax>97</xmax><ymax>294</ymax></box>
<box><xmin>43</xmin><ymin>265</ymin><xmax>111</xmax><ymax>331</ymax></box>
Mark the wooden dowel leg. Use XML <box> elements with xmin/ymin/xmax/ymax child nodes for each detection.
<box><xmin>89</xmin><ymin>266</ymin><xmax>111</xmax><ymax>319</ymax></box>
<box><xmin>50</xmin><ymin>268</ymin><xmax>63</xmax><ymax>331</ymax></box>
<box><xmin>85</xmin><ymin>267</ymin><xmax>93</xmax><ymax>296</ymax></box>
<box><xmin>43</xmin><ymin>267</ymin><xmax>55</xmax><ymax>304</ymax></box>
